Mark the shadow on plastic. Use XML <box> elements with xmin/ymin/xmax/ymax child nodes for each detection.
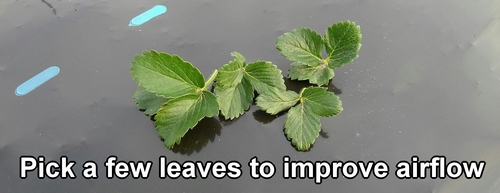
<box><xmin>170</xmin><ymin>117</ymin><xmax>222</xmax><ymax>155</ymax></box>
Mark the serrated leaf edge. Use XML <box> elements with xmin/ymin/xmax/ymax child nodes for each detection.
<box><xmin>300</xmin><ymin>87</ymin><xmax>343</xmax><ymax>117</ymax></box>
<box><xmin>243</xmin><ymin>61</ymin><xmax>286</xmax><ymax>93</ymax></box>
<box><xmin>324</xmin><ymin>20</ymin><xmax>362</xmax><ymax>69</ymax></box>
<box><xmin>276</xmin><ymin>27</ymin><xmax>324</xmax><ymax>66</ymax></box>
<box><xmin>154</xmin><ymin>92</ymin><xmax>219</xmax><ymax>149</ymax></box>
<box><xmin>133</xmin><ymin>96</ymin><xmax>169</xmax><ymax>116</ymax></box>
<box><xmin>215</xmin><ymin>79</ymin><xmax>254</xmax><ymax>120</ymax></box>
<box><xmin>288</xmin><ymin>62</ymin><xmax>333</xmax><ymax>86</ymax></box>
<box><xmin>255</xmin><ymin>90</ymin><xmax>299</xmax><ymax>115</ymax></box>
<box><xmin>284</xmin><ymin>103</ymin><xmax>321</xmax><ymax>151</ymax></box>
<box><xmin>130</xmin><ymin>50</ymin><xmax>206</xmax><ymax>98</ymax></box>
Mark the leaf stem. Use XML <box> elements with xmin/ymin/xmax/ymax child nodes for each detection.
<box><xmin>203</xmin><ymin>69</ymin><xmax>218</xmax><ymax>90</ymax></box>
<box><xmin>298</xmin><ymin>87</ymin><xmax>307</xmax><ymax>103</ymax></box>
<box><xmin>298</xmin><ymin>87</ymin><xmax>306</xmax><ymax>97</ymax></box>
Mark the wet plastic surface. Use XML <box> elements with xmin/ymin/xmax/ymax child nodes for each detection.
<box><xmin>1</xmin><ymin>0</ymin><xmax>500</xmax><ymax>192</ymax></box>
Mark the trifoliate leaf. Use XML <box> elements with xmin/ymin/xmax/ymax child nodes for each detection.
<box><xmin>324</xmin><ymin>21</ymin><xmax>362</xmax><ymax>69</ymax></box>
<box><xmin>282</xmin><ymin>87</ymin><xmax>343</xmax><ymax>151</ymax></box>
<box><xmin>300</xmin><ymin>87</ymin><xmax>343</xmax><ymax>117</ymax></box>
<box><xmin>215</xmin><ymin>78</ymin><xmax>254</xmax><ymax>120</ymax></box>
<box><xmin>131</xmin><ymin>50</ymin><xmax>205</xmax><ymax>98</ymax></box>
<box><xmin>255</xmin><ymin>87</ymin><xmax>299</xmax><ymax>115</ymax></box>
<box><xmin>288</xmin><ymin>62</ymin><xmax>334</xmax><ymax>86</ymax></box>
<box><xmin>276</xmin><ymin>27</ymin><xmax>324</xmax><ymax>66</ymax></box>
<box><xmin>133</xmin><ymin>86</ymin><xmax>169</xmax><ymax>116</ymax></box>
<box><xmin>244</xmin><ymin>61</ymin><xmax>286</xmax><ymax>93</ymax></box>
<box><xmin>284</xmin><ymin>103</ymin><xmax>321</xmax><ymax>151</ymax></box>
<box><xmin>154</xmin><ymin>91</ymin><xmax>219</xmax><ymax>149</ymax></box>
<box><xmin>277</xmin><ymin>21</ymin><xmax>362</xmax><ymax>86</ymax></box>
<box><xmin>215</xmin><ymin>52</ymin><xmax>286</xmax><ymax>120</ymax></box>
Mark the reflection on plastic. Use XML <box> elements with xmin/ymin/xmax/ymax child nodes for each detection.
<box><xmin>15</xmin><ymin>66</ymin><xmax>60</xmax><ymax>96</ymax></box>
<box><xmin>129</xmin><ymin>5</ymin><xmax>167</xmax><ymax>27</ymax></box>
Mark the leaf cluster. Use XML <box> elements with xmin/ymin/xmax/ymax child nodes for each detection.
<box><xmin>130</xmin><ymin>21</ymin><xmax>361</xmax><ymax>151</ymax></box>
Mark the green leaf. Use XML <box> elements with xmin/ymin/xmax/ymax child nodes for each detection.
<box><xmin>214</xmin><ymin>52</ymin><xmax>251</xmax><ymax>120</ymax></box>
<box><xmin>215</xmin><ymin>78</ymin><xmax>254</xmax><ymax>120</ymax></box>
<box><xmin>131</xmin><ymin>50</ymin><xmax>205</xmax><ymax>98</ymax></box>
<box><xmin>284</xmin><ymin>103</ymin><xmax>321</xmax><ymax>151</ymax></box>
<box><xmin>283</xmin><ymin>87</ymin><xmax>343</xmax><ymax>151</ymax></box>
<box><xmin>154</xmin><ymin>91</ymin><xmax>219</xmax><ymax>149</ymax></box>
<box><xmin>133</xmin><ymin>86</ymin><xmax>169</xmax><ymax>116</ymax></box>
<box><xmin>255</xmin><ymin>87</ymin><xmax>299</xmax><ymax>115</ymax></box>
<box><xmin>300</xmin><ymin>87</ymin><xmax>343</xmax><ymax>117</ymax></box>
<box><xmin>231</xmin><ymin>52</ymin><xmax>246</xmax><ymax>66</ymax></box>
<box><xmin>276</xmin><ymin>27</ymin><xmax>324</xmax><ymax>66</ymax></box>
<box><xmin>244</xmin><ymin>61</ymin><xmax>286</xmax><ymax>93</ymax></box>
<box><xmin>288</xmin><ymin>62</ymin><xmax>334</xmax><ymax>86</ymax></box>
<box><xmin>215</xmin><ymin>53</ymin><xmax>287</xmax><ymax>120</ymax></box>
<box><xmin>324</xmin><ymin>21</ymin><xmax>362</xmax><ymax>69</ymax></box>
<box><xmin>277</xmin><ymin>21</ymin><xmax>362</xmax><ymax>86</ymax></box>
<box><xmin>217</xmin><ymin>57</ymin><xmax>245</xmax><ymax>88</ymax></box>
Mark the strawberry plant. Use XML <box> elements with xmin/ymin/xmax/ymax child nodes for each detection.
<box><xmin>130</xmin><ymin>21</ymin><xmax>361</xmax><ymax>151</ymax></box>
